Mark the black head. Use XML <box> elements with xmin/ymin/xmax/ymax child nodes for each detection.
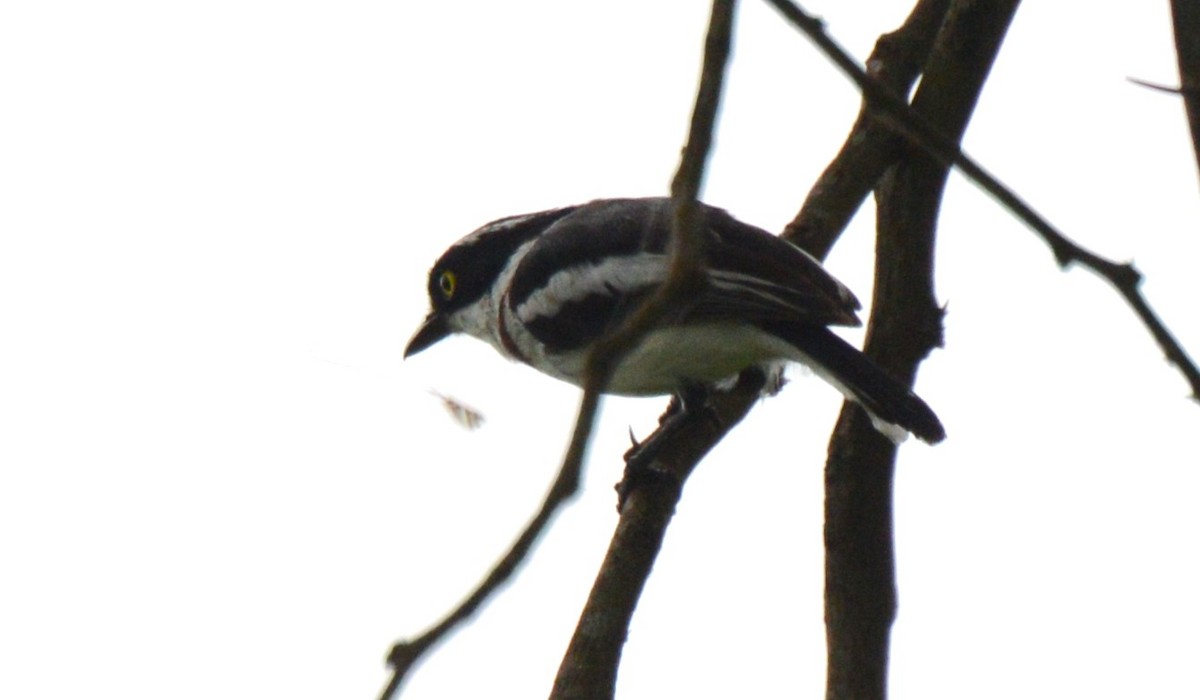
<box><xmin>404</xmin><ymin>205</ymin><xmax>581</xmax><ymax>357</ymax></box>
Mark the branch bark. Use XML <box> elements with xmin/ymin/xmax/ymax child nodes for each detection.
<box><xmin>823</xmin><ymin>4</ymin><xmax>1019</xmax><ymax>699</ymax></box>
<box><xmin>767</xmin><ymin>0</ymin><xmax>1200</xmax><ymax>401</ymax></box>
<box><xmin>550</xmin><ymin>372</ymin><xmax>765</xmax><ymax>699</ymax></box>
<box><xmin>551</xmin><ymin>1</ymin><xmax>738</xmax><ymax>696</ymax></box>
<box><xmin>782</xmin><ymin>0</ymin><xmax>951</xmax><ymax>258</ymax></box>
<box><xmin>764</xmin><ymin>1</ymin><xmax>1018</xmax><ymax>697</ymax></box>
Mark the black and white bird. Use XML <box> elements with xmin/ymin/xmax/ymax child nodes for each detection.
<box><xmin>405</xmin><ymin>197</ymin><xmax>945</xmax><ymax>444</ymax></box>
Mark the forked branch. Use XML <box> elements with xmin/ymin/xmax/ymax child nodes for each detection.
<box><xmin>765</xmin><ymin>0</ymin><xmax>1200</xmax><ymax>399</ymax></box>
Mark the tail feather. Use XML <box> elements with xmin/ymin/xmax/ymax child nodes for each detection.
<box><xmin>769</xmin><ymin>323</ymin><xmax>946</xmax><ymax>444</ymax></box>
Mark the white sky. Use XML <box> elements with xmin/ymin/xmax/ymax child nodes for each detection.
<box><xmin>3</xmin><ymin>1</ymin><xmax>1198</xmax><ymax>698</ymax></box>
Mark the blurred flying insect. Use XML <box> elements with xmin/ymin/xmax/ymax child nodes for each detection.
<box><xmin>429</xmin><ymin>390</ymin><xmax>485</xmax><ymax>430</ymax></box>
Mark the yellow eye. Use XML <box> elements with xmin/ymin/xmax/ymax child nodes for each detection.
<box><xmin>438</xmin><ymin>270</ymin><xmax>457</xmax><ymax>299</ymax></box>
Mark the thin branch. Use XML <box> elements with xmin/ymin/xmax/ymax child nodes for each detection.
<box><xmin>764</xmin><ymin>0</ymin><xmax>1200</xmax><ymax>400</ymax></box>
<box><xmin>383</xmin><ymin>3</ymin><xmax>738</xmax><ymax>698</ymax></box>
<box><xmin>1128</xmin><ymin>76</ymin><xmax>1193</xmax><ymax>96</ymax></box>
<box><xmin>783</xmin><ymin>0</ymin><xmax>951</xmax><ymax>257</ymax></box>
<box><xmin>551</xmin><ymin>1</ymin><xmax>738</xmax><ymax>696</ymax></box>
<box><xmin>576</xmin><ymin>0</ymin><xmax>735</xmax><ymax>391</ymax></box>
<box><xmin>378</xmin><ymin>390</ymin><xmax>600</xmax><ymax>700</ymax></box>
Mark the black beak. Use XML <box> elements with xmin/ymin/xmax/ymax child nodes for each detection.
<box><xmin>404</xmin><ymin>312</ymin><xmax>452</xmax><ymax>358</ymax></box>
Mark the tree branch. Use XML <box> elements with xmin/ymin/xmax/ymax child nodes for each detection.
<box><xmin>385</xmin><ymin>1</ymin><xmax>1200</xmax><ymax>696</ymax></box>
<box><xmin>549</xmin><ymin>3</ymin><xmax>739</xmax><ymax>697</ymax></box>
<box><xmin>551</xmin><ymin>372</ymin><xmax>764</xmax><ymax>698</ymax></box>
<box><xmin>782</xmin><ymin>0</ymin><xmax>951</xmax><ymax>257</ymax></box>
<box><xmin>823</xmin><ymin>5</ymin><xmax>1020</xmax><ymax>698</ymax></box>
<box><xmin>765</xmin><ymin>0</ymin><xmax>1200</xmax><ymax>400</ymax></box>
<box><xmin>378</xmin><ymin>389</ymin><xmax>599</xmax><ymax>700</ymax></box>
<box><xmin>382</xmin><ymin>3</ymin><xmax>738</xmax><ymax>697</ymax></box>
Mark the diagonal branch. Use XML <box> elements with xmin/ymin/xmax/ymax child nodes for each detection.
<box><xmin>551</xmin><ymin>1</ymin><xmax>739</xmax><ymax>696</ymax></box>
<box><xmin>383</xmin><ymin>3</ymin><xmax>739</xmax><ymax>699</ymax></box>
<box><xmin>550</xmin><ymin>371</ymin><xmax>763</xmax><ymax>698</ymax></box>
<box><xmin>378</xmin><ymin>389</ymin><xmax>599</xmax><ymax>700</ymax></box>
<box><xmin>764</xmin><ymin>0</ymin><xmax>1200</xmax><ymax>400</ymax></box>
<box><xmin>783</xmin><ymin>0</ymin><xmax>951</xmax><ymax>258</ymax></box>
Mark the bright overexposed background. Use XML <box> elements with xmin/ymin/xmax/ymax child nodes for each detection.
<box><xmin>2</xmin><ymin>2</ymin><xmax>1197</xmax><ymax>698</ymax></box>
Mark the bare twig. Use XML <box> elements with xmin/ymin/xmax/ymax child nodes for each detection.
<box><xmin>1128</xmin><ymin>77</ymin><xmax>1190</xmax><ymax>96</ymax></box>
<box><xmin>382</xmin><ymin>3</ymin><xmax>737</xmax><ymax>698</ymax></box>
<box><xmin>576</xmin><ymin>0</ymin><xmax>735</xmax><ymax>391</ymax></box>
<box><xmin>378</xmin><ymin>391</ymin><xmax>598</xmax><ymax>700</ymax></box>
<box><xmin>764</xmin><ymin>0</ymin><xmax>1200</xmax><ymax>400</ymax></box>
<box><xmin>782</xmin><ymin>0</ymin><xmax>951</xmax><ymax>257</ymax></box>
<box><xmin>550</xmin><ymin>1</ymin><xmax>738</xmax><ymax>696</ymax></box>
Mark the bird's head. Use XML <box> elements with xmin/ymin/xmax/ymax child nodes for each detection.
<box><xmin>404</xmin><ymin>205</ymin><xmax>580</xmax><ymax>358</ymax></box>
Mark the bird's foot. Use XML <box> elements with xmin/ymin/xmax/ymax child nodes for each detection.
<box><xmin>615</xmin><ymin>383</ymin><xmax>715</xmax><ymax>511</ymax></box>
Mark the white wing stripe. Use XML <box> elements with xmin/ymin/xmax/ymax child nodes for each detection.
<box><xmin>709</xmin><ymin>270</ymin><xmax>811</xmax><ymax>311</ymax></box>
<box><xmin>516</xmin><ymin>254</ymin><xmax>668</xmax><ymax>322</ymax></box>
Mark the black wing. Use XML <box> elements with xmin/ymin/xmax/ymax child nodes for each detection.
<box><xmin>508</xmin><ymin>197</ymin><xmax>861</xmax><ymax>353</ymax></box>
<box><xmin>699</xmin><ymin>204</ymin><xmax>861</xmax><ymax>326</ymax></box>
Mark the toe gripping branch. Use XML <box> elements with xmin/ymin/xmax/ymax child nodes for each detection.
<box><xmin>614</xmin><ymin>380</ymin><xmax>736</xmax><ymax>511</ymax></box>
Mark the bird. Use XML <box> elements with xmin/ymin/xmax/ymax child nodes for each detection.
<box><xmin>404</xmin><ymin>197</ymin><xmax>945</xmax><ymax>444</ymax></box>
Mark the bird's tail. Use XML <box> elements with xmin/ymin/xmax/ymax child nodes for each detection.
<box><xmin>770</xmin><ymin>322</ymin><xmax>946</xmax><ymax>444</ymax></box>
